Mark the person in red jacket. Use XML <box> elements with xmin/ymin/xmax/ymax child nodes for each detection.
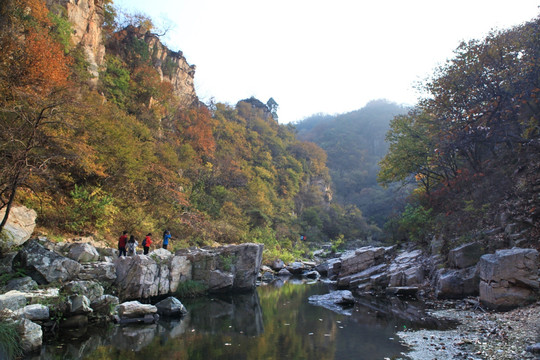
<box><xmin>143</xmin><ymin>233</ymin><xmax>152</xmax><ymax>255</ymax></box>
<box><xmin>118</xmin><ymin>231</ymin><xmax>128</xmax><ymax>257</ymax></box>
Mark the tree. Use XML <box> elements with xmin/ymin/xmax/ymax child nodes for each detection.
<box><xmin>0</xmin><ymin>0</ymin><xmax>72</xmax><ymax>232</ymax></box>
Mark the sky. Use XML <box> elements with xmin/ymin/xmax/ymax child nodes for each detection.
<box><xmin>113</xmin><ymin>0</ymin><xmax>539</xmax><ymax>123</ymax></box>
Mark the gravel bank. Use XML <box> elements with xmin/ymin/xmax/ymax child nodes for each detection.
<box><xmin>397</xmin><ymin>300</ymin><xmax>540</xmax><ymax>360</ymax></box>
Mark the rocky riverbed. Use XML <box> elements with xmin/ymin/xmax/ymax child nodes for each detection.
<box><xmin>398</xmin><ymin>299</ymin><xmax>540</xmax><ymax>360</ymax></box>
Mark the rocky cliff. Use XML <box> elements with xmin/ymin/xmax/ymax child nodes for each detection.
<box><xmin>46</xmin><ymin>0</ymin><xmax>197</xmax><ymax>105</ymax></box>
<box><xmin>46</xmin><ymin>0</ymin><xmax>106</xmax><ymax>87</ymax></box>
<box><xmin>107</xmin><ymin>25</ymin><xmax>198</xmax><ymax>106</ymax></box>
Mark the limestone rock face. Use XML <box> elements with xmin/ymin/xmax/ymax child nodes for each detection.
<box><xmin>5</xmin><ymin>276</ymin><xmax>38</xmax><ymax>292</ymax></box>
<box><xmin>18</xmin><ymin>319</ymin><xmax>42</xmax><ymax>353</ymax></box>
<box><xmin>106</xmin><ymin>26</ymin><xmax>198</xmax><ymax>107</ymax></box>
<box><xmin>78</xmin><ymin>262</ymin><xmax>117</xmax><ymax>284</ymax></box>
<box><xmin>479</xmin><ymin>248</ymin><xmax>539</xmax><ymax>310</ymax></box>
<box><xmin>338</xmin><ymin>246</ymin><xmax>389</xmax><ymax>278</ymax></box>
<box><xmin>0</xmin><ymin>290</ymin><xmax>28</xmax><ymax>311</ymax></box>
<box><xmin>17</xmin><ymin>240</ymin><xmax>82</xmax><ymax>284</ymax></box>
<box><xmin>67</xmin><ymin>242</ymin><xmax>100</xmax><ymax>263</ymax></box>
<box><xmin>145</xmin><ymin>33</ymin><xmax>198</xmax><ymax>105</ymax></box>
<box><xmin>16</xmin><ymin>304</ymin><xmax>50</xmax><ymax>321</ymax></box>
<box><xmin>448</xmin><ymin>242</ymin><xmax>484</xmax><ymax>269</ymax></box>
<box><xmin>435</xmin><ymin>267</ymin><xmax>479</xmax><ymax>299</ymax></box>
<box><xmin>387</xmin><ymin>250</ymin><xmax>425</xmax><ymax>287</ymax></box>
<box><xmin>61</xmin><ymin>280</ymin><xmax>104</xmax><ymax>302</ymax></box>
<box><xmin>114</xmin><ymin>253</ymin><xmax>191</xmax><ymax>300</ymax></box>
<box><xmin>0</xmin><ymin>205</ymin><xmax>37</xmax><ymax>249</ymax></box>
<box><xmin>47</xmin><ymin>0</ymin><xmax>105</xmax><ymax>86</ymax></box>
<box><xmin>187</xmin><ymin>243</ymin><xmax>263</xmax><ymax>292</ymax></box>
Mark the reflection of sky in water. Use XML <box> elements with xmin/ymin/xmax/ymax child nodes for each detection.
<box><xmin>38</xmin><ymin>281</ymin><xmax>451</xmax><ymax>359</ymax></box>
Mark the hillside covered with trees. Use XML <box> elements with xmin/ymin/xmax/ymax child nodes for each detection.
<box><xmin>0</xmin><ymin>0</ymin><xmax>377</xmax><ymax>261</ymax></box>
<box><xmin>378</xmin><ymin>16</ymin><xmax>540</xmax><ymax>251</ymax></box>
<box><xmin>295</xmin><ymin>100</ymin><xmax>407</xmax><ymax>229</ymax></box>
<box><xmin>1</xmin><ymin>0</ymin><xmax>538</xmax><ymax>263</ymax></box>
<box><xmin>296</xmin><ymin>16</ymin><xmax>539</xmax><ymax>253</ymax></box>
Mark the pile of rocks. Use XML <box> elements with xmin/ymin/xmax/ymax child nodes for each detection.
<box><xmin>0</xmin><ymin>210</ymin><xmax>263</xmax><ymax>357</ymax></box>
<box><xmin>311</xmin><ymin>243</ymin><xmax>539</xmax><ymax>311</ymax></box>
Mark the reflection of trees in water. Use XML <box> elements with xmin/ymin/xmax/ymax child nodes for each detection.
<box><xmin>185</xmin><ymin>291</ymin><xmax>264</xmax><ymax>336</ymax></box>
<box><xmin>43</xmin><ymin>282</ymin><xmax>446</xmax><ymax>360</ymax></box>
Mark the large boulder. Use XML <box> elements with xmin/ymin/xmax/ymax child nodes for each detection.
<box><xmin>61</xmin><ymin>281</ymin><xmax>104</xmax><ymax>303</ymax></box>
<box><xmin>16</xmin><ymin>239</ymin><xmax>82</xmax><ymax>284</ymax></box>
<box><xmin>448</xmin><ymin>242</ymin><xmax>484</xmax><ymax>269</ymax></box>
<box><xmin>0</xmin><ymin>252</ymin><xmax>17</xmax><ymax>274</ymax></box>
<box><xmin>155</xmin><ymin>297</ymin><xmax>187</xmax><ymax>317</ymax></box>
<box><xmin>187</xmin><ymin>243</ymin><xmax>263</xmax><ymax>292</ymax></box>
<box><xmin>338</xmin><ymin>246</ymin><xmax>389</xmax><ymax>278</ymax></box>
<box><xmin>308</xmin><ymin>290</ymin><xmax>355</xmax><ymax>315</ymax></box>
<box><xmin>435</xmin><ymin>267</ymin><xmax>479</xmax><ymax>299</ymax></box>
<box><xmin>0</xmin><ymin>205</ymin><xmax>37</xmax><ymax>250</ymax></box>
<box><xmin>270</xmin><ymin>259</ymin><xmax>285</xmax><ymax>271</ymax></box>
<box><xmin>337</xmin><ymin>263</ymin><xmax>388</xmax><ymax>289</ymax></box>
<box><xmin>66</xmin><ymin>242</ymin><xmax>100</xmax><ymax>263</ymax></box>
<box><xmin>17</xmin><ymin>318</ymin><xmax>42</xmax><ymax>353</ymax></box>
<box><xmin>5</xmin><ymin>276</ymin><xmax>38</xmax><ymax>292</ymax></box>
<box><xmin>0</xmin><ymin>290</ymin><xmax>28</xmax><ymax>311</ymax></box>
<box><xmin>67</xmin><ymin>295</ymin><xmax>93</xmax><ymax>315</ymax></box>
<box><xmin>479</xmin><ymin>248</ymin><xmax>539</xmax><ymax>310</ymax></box>
<box><xmin>286</xmin><ymin>261</ymin><xmax>307</xmax><ymax>275</ymax></box>
<box><xmin>117</xmin><ymin>301</ymin><xmax>157</xmax><ymax>319</ymax></box>
<box><xmin>16</xmin><ymin>304</ymin><xmax>49</xmax><ymax>321</ymax></box>
<box><xmin>308</xmin><ymin>290</ymin><xmax>355</xmax><ymax>305</ymax></box>
<box><xmin>90</xmin><ymin>295</ymin><xmax>119</xmax><ymax>316</ymax></box>
<box><xmin>387</xmin><ymin>250</ymin><xmax>425</xmax><ymax>287</ymax></box>
<box><xmin>77</xmin><ymin>262</ymin><xmax>117</xmax><ymax>284</ymax></box>
<box><xmin>114</xmin><ymin>253</ymin><xmax>191</xmax><ymax>300</ymax></box>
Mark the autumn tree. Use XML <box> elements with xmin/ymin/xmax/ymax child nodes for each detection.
<box><xmin>378</xmin><ymin>15</ymin><xmax>540</xmax><ymax>244</ymax></box>
<box><xmin>0</xmin><ymin>0</ymin><xmax>72</xmax><ymax>232</ymax></box>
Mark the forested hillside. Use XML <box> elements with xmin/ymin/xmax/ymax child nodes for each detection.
<box><xmin>0</xmin><ymin>0</ymin><xmax>377</xmax><ymax>260</ymax></box>
<box><xmin>295</xmin><ymin>100</ymin><xmax>407</xmax><ymax>228</ymax></box>
<box><xmin>379</xmin><ymin>17</ymin><xmax>540</xmax><ymax>251</ymax></box>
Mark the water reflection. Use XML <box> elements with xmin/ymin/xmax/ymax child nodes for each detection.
<box><xmin>31</xmin><ymin>281</ymin><xmax>452</xmax><ymax>359</ymax></box>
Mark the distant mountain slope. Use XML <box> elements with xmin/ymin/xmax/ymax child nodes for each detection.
<box><xmin>295</xmin><ymin>100</ymin><xmax>408</xmax><ymax>226</ymax></box>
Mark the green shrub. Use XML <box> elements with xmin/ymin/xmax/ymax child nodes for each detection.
<box><xmin>65</xmin><ymin>185</ymin><xmax>115</xmax><ymax>233</ymax></box>
<box><xmin>174</xmin><ymin>280</ymin><xmax>207</xmax><ymax>298</ymax></box>
<box><xmin>49</xmin><ymin>8</ymin><xmax>72</xmax><ymax>53</ymax></box>
<box><xmin>0</xmin><ymin>321</ymin><xmax>22</xmax><ymax>360</ymax></box>
<box><xmin>397</xmin><ymin>203</ymin><xmax>433</xmax><ymax>245</ymax></box>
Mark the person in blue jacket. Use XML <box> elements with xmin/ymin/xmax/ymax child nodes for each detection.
<box><xmin>162</xmin><ymin>230</ymin><xmax>171</xmax><ymax>250</ymax></box>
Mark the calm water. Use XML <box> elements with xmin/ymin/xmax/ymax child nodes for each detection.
<box><xmin>33</xmin><ymin>280</ymin><xmax>447</xmax><ymax>360</ymax></box>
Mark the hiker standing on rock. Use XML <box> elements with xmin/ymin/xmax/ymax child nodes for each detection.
<box><xmin>118</xmin><ymin>231</ymin><xmax>128</xmax><ymax>257</ymax></box>
<box><xmin>143</xmin><ymin>233</ymin><xmax>152</xmax><ymax>255</ymax></box>
<box><xmin>127</xmin><ymin>235</ymin><xmax>138</xmax><ymax>256</ymax></box>
<box><xmin>163</xmin><ymin>230</ymin><xmax>171</xmax><ymax>250</ymax></box>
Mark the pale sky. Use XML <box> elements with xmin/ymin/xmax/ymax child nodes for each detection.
<box><xmin>113</xmin><ymin>0</ymin><xmax>539</xmax><ymax>123</ymax></box>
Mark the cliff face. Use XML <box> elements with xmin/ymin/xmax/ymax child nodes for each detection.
<box><xmin>144</xmin><ymin>33</ymin><xmax>197</xmax><ymax>106</ymax></box>
<box><xmin>46</xmin><ymin>0</ymin><xmax>197</xmax><ymax>105</ymax></box>
<box><xmin>108</xmin><ymin>26</ymin><xmax>198</xmax><ymax>106</ymax></box>
<box><xmin>47</xmin><ymin>0</ymin><xmax>106</xmax><ymax>87</ymax></box>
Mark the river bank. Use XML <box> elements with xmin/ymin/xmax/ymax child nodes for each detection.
<box><xmin>398</xmin><ymin>299</ymin><xmax>540</xmax><ymax>360</ymax></box>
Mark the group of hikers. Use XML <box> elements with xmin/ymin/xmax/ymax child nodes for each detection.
<box><xmin>117</xmin><ymin>230</ymin><xmax>171</xmax><ymax>257</ymax></box>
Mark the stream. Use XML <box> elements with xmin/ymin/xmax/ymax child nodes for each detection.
<box><xmin>30</xmin><ymin>279</ymin><xmax>454</xmax><ymax>359</ymax></box>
